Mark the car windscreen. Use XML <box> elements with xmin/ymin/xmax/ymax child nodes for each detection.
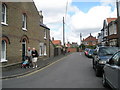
<box><xmin>99</xmin><ymin>47</ymin><xmax>119</xmax><ymax>56</ymax></box>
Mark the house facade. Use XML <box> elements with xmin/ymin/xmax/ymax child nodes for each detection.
<box><xmin>99</xmin><ymin>18</ymin><xmax>117</xmax><ymax>46</ymax></box>
<box><xmin>0</xmin><ymin>2</ymin><xmax>51</xmax><ymax>67</ymax></box>
<box><xmin>82</xmin><ymin>34</ymin><xmax>98</xmax><ymax>46</ymax></box>
<box><xmin>107</xmin><ymin>19</ymin><xmax>118</xmax><ymax>46</ymax></box>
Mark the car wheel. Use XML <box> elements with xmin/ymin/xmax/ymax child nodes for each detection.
<box><xmin>95</xmin><ymin>68</ymin><xmax>100</xmax><ymax>77</ymax></box>
<box><xmin>92</xmin><ymin>59</ymin><xmax>95</xmax><ymax>69</ymax></box>
<box><xmin>102</xmin><ymin>73</ymin><xmax>108</xmax><ymax>87</ymax></box>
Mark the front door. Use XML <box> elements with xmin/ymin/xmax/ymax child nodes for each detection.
<box><xmin>22</xmin><ymin>39</ymin><xmax>26</xmax><ymax>61</ymax></box>
<box><xmin>1</xmin><ymin>40</ymin><xmax>6</xmax><ymax>60</ymax></box>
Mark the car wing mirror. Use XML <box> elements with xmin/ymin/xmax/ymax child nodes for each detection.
<box><xmin>106</xmin><ymin>61</ymin><xmax>110</xmax><ymax>64</ymax></box>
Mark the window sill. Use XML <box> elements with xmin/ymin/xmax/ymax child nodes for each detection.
<box><xmin>44</xmin><ymin>37</ymin><xmax>47</xmax><ymax>40</ymax></box>
<box><xmin>22</xmin><ymin>28</ymin><xmax>27</xmax><ymax>31</ymax></box>
<box><xmin>44</xmin><ymin>54</ymin><xmax>47</xmax><ymax>56</ymax></box>
<box><xmin>0</xmin><ymin>59</ymin><xmax>8</xmax><ymax>63</ymax></box>
<box><xmin>1</xmin><ymin>22</ymin><xmax>8</xmax><ymax>26</ymax></box>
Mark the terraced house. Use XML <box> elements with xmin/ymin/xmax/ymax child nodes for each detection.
<box><xmin>0</xmin><ymin>1</ymin><xmax>53</xmax><ymax>68</ymax></box>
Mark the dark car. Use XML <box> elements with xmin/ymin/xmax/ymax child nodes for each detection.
<box><xmin>102</xmin><ymin>51</ymin><xmax>120</xmax><ymax>90</ymax></box>
<box><xmin>92</xmin><ymin>46</ymin><xmax>119</xmax><ymax>76</ymax></box>
<box><xmin>84</xmin><ymin>48</ymin><xmax>90</xmax><ymax>56</ymax></box>
<box><xmin>87</xmin><ymin>49</ymin><xmax>95</xmax><ymax>58</ymax></box>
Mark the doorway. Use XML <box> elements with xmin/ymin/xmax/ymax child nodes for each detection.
<box><xmin>22</xmin><ymin>39</ymin><xmax>26</xmax><ymax>61</ymax></box>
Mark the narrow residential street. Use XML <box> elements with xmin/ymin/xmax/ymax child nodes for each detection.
<box><xmin>2</xmin><ymin>53</ymin><xmax>111</xmax><ymax>88</ymax></box>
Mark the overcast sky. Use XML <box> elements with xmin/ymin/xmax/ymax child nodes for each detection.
<box><xmin>33</xmin><ymin>0</ymin><xmax>117</xmax><ymax>45</ymax></box>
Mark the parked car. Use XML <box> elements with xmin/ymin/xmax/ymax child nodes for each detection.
<box><xmin>84</xmin><ymin>48</ymin><xmax>90</xmax><ymax>56</ymax></box>
<box><xmin>92</xmin><ymin>46</ymin><xmax>119</xmax><ymax>76</ymax></box>
<box><xmin>102</xmin><ymin>51</ymin><xmax>120</xmax><ymax>90</ymax></box>
<box><xmin>87</xmin><ymin>49</ymin><xmax>95</xmax><ymax>58</ymax></box>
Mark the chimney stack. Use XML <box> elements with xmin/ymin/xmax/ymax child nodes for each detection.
<box><xmin>52</xmin><ymin>37</ymin><xmax>54</xmax><ymax>41</ymax></box>
<box><xmin>39</xmin><ymin>11</ymin><xmax>43</xmax><ymax>24</ymax></box>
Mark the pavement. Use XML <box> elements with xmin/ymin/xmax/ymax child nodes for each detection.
<box><xmin>1</xmin><ymin>53</ymin><xmax>70</xmax><ymax>79</ymax></box>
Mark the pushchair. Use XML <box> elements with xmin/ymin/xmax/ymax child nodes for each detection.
<box><xmin>21</xmin><ymin>56</ymin><xmax>30</xmax><ymax>68</ymax></box>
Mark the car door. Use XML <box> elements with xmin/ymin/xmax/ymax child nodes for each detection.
<box><xmin>105</xmin><ymin>52</ymin><xmax>120</xmax><ymax>89</ymax></box>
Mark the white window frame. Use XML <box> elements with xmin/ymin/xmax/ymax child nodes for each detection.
<box><xmin>44</xmin><ymin>29</ymin><xmax>47</xmax><ymax>39</ymax></box>
<box><xmin>39</xmin><ymin>43</ymin><xmax>44</xmax><ymax>56</ymax></box>
<box><xmin>1</xmin><ymin>40</ymin><xmax>7</xmax><ymax>62</ymax></box>
<box><xmin>1</xmin><ymin>4</ymin><xmax>8</xmax><ymax>26</ymax></box>
<box><xmin>22</xmin><ymin>13</ymin><xmax>27</xmax><ymax>31</ymax></box>
<box><xmin>44</xmin><ymin>44</ymin><xmax>47</xmax><ymax>56</ymax></box>
<box><xmin>118</xmin><ymin>1</ymin><xmax>120</xmax><ymax>17</ymax></box>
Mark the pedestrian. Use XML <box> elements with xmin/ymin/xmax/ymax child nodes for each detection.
<box><xmin>31</xmin><ymin>48</ymin><xmax>39</xmax><ymax>68</ymax></box>
<box><xmin>26</xmin><ymin>47</ymin><xmax>32</xmax><ymax>67</ymax></box>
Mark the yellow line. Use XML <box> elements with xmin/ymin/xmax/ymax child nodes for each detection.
<box><xmin>15</xmin><ymin>55</ymin><xmax>69</xmax><ymax>79</ymax></box>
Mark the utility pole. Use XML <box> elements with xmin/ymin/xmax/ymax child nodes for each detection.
<box><xmin>63</xmin><ymin>17</ymin><xmax>65</xmax><ymax>47</ymax></box>
<box><xmin>80</xmin><ymin>33</ymin><xmax>82</xmax><ymax>50</ymax></box>
<box><xmin>63</xmin><ymin>17</ymin><xmax>65</xmax><ymax>55</ymax></box>
<box><xmin>80</xmin><ymin>33</ymin><xmax>82</xmax><ymax>45</ymax></box>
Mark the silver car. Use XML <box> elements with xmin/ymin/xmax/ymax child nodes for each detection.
<box><xmin>102</xmin><ymin>51</ymin><xmax>120</xmax><ymax>90</ymax></box>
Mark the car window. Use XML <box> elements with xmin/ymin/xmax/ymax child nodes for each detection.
<box><xmin>99</xmin><ymin>47</ymin><xmax>118</xmax><ymax>56</ymax></box>
<box><xmin>110</xmin><ymin>52</ymin><xmax>120</xmax><ymax>66</ymax></box>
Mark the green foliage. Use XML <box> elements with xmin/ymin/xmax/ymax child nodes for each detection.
<box><xmin>85</xmin><ymin>45</ymin><xmax>96</xmax><ymax>49</ymax></box>
<box><xmin>79</xmin><ymin>44</ymin><xmax>85</xmax><ymax>50</ymax></box>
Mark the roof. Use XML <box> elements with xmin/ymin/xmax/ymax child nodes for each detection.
<box><xmin>106</xmin><ymin>18</ymin><xmax>117</xmax><ymax>24</ymax></box>
<box><xmin>40</xmin><ymin>23</ymin><xmax>50</xmax><ymax>30</ymax></box>
<box><xmin>83</xmin><ymin>35</ymin><xmax>97</xmax><ymax>42</ymax></box>
<box><xmin>52</xmin><ymin>40</ymin><xmax>61</xmax><ymax>45</ymax></box>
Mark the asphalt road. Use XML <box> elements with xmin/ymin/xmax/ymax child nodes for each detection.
<box><xmin>2</xmin><ymin>52</ymin><xmax>111</xmax><ymax>88</ymax></box>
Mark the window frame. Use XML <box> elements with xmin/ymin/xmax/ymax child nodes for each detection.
<box><xmin>44</xmin><ymin>29</ymin><xmax>47</xmax><ymax>39</ymax></box>
<box><xmin>1</xmin><ymin>40</ymin><xmax>7</xmax><ymax>62</ymax></box>
<box><xmin>22</xmin><ymin>13</ymin><xmax>27</xmax><ymax>31</ymax></box>
<box><xmin>44</xmin><ymin>44</ymin><xmax>47</xmax><ymax>56</ymax></box>
<box><xmin>1</xmin><ymin>4</ymin><xmax>8</xmax><ymax>25</ymax></box>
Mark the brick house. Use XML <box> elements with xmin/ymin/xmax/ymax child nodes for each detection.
<box><xmin>52</xmin><ymin>38</ymin><xmax>62</xmax><ymax>56</ymax></box>
<box><xmin>0</xmin><ymin>2</ymin><xmax>52</xmax><ymax>67</ymax></box>
<box><xmin>107</xmin><ymin>18</ymin><xmax>118</xmax><ymax>46</ymax></box>
<box><xmin>82</xmin><ymin>34</ymin><xmax>98</xmax><ymax>46</ymax></box>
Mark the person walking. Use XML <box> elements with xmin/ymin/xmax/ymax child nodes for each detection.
<box><xmin>26</xmin><ymin>47</ymin><xmax>32</xmax><ymax>67</ymax></box>
<box><xmin>31</xmin><ymin>48</ymin><xmax>39</xmax><ymax>68</ymax></box>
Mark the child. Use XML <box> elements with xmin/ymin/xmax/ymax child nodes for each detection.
<box><xmin>21</xmin><ymin>56</ymin><xmax>30</xmax><ymax>68</ymax></box>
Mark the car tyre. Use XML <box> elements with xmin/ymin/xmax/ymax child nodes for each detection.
<box><xmin>95</xmin><ymin>68</ymin><xmax>100</xmax><ymax>77</ymax></box>
<box><xmin>102</xmin><ymin>73</ymin><xmax>108</xmax><ymax>87</ymax></box>
<box><xmin>92</xmin><ymin>59</ymin><xmax>95</xmax><ymax>69</ymax></box>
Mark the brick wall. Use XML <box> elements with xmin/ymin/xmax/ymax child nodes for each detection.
<box><xmin>1</xmin><ymin>2</ymin><xmax>50</xmax><ymax>66</ymax></box>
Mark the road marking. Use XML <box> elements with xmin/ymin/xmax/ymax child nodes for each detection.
<box><xmin>9</xmin><ymin>55</ymin><xmax>70</xmax><ymax>79</ymax></box>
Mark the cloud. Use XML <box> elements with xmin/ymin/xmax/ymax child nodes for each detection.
<box><xmin>33</xmin><ymin>0</ymin><xmax>117</xmax><ymax>45</ymax></box>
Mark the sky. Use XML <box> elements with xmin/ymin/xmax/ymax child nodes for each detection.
<box><xmin>33</xmin><ymin>0</ymin><xmax>117</xmax><ymax>45</ymax></box>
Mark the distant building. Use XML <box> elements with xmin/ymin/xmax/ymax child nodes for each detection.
<box><xmin>66</xmin><ymin>42</ymin><xmax>71</xmax><ymax>48</ymax></box>
<box><xmin>52</xmin><ymin>38</ymin><xmax>62</xmax><ymax>56</ymax></box>
<box><xmin>52</xmin><ymin>38</ymin><xmax>62</xmax><ymax>47</ymax></box>
<box><xmin>82</xmin><ymin>34</ymin><xmax>98</xmax><ymax>46</ymax></box>
<box><xmin>71</xmin><ymin>42</ymin><xmax>78</xmax><ymax>47</ymax></box>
